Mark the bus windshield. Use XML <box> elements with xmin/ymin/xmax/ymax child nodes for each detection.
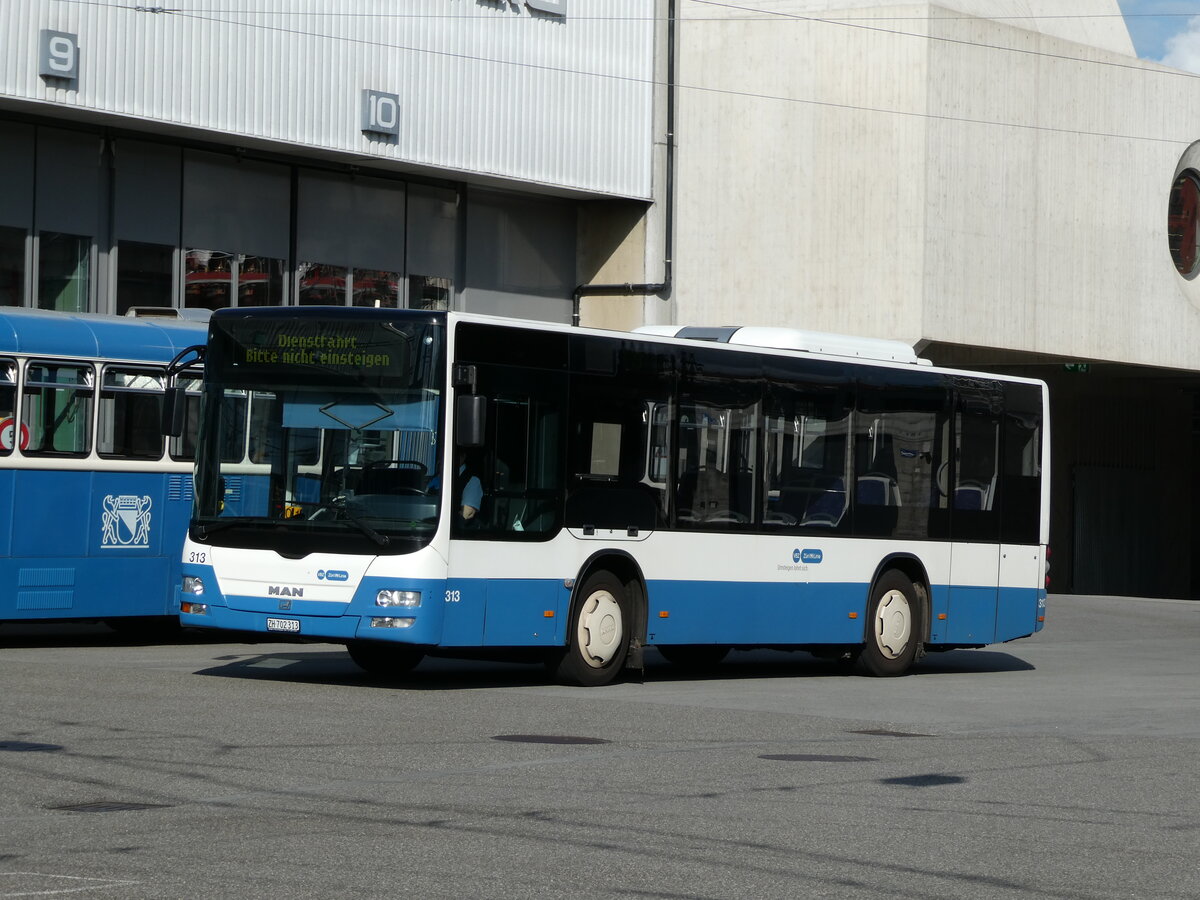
<box><xmin>193</xmin><ymin>311</ymin><xmax>446</xmax><ymax>554</ymax></box>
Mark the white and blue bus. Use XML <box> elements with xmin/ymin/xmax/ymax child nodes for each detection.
<box><xmin>0</xmin><ymin>308</ymin><xmax>207</xmax><ymax>628</ymax></box>
<box><xmin>174</xmin><ymin>308</ymin><xmax>1048</xmax><ymax>683</ymax></box>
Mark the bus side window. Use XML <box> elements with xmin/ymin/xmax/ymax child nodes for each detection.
<box><xmin>763</xmin><ymin>383</ymin><xmax>851</xmax><ymax>530</ymax></box>
<box><xmin>1000</xmin><ymin>383</ymin><xmax>1043</xmax><ymax>545</ymax></box>
<box><xmin>952</xmin><ymin>386</ymin><xmax>1002</xmax><ymax>542</ymax></box>
<box><xmin>219</xmin><ymin>389</ymin><xmax>249</xmax><ymax>463</ymax></box>
<box><xmin>22</xmin><ymin>361</ymin><xmax>94</xmax><ymax>457</ymax></box>
<box><xmin>0</xmin><ymin>358</ymin><xmax>16</xmax><ymax>456</ymax></box>
<box><xmin>854</xmin><ymin>382</ymin><xmax>948</xmax><ymax>540</ymax></box>
<box><xmin>168</xmin><ymin>371</ymin><xmax>204</xmax><ymax>461</ymax></box>
<box><xmin>98</xmin><ymin>366</ymin><xmax>165</xmax><ymax>460</ymax></box>
<box><xmin>676</xmin><ymin>396</ymin><xmax>759</xmax><ymax>530</ymax></box>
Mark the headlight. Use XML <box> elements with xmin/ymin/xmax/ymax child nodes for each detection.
<box><xmin>369</xmin><ymin>617</ymin><xmax>416</xmax><ymax>628</ymax></box>
<box><xmin>376</xmin><ymin>589</ymin><xmax>421</xmax><ymax>608</ymax></box>
<box><xmin>180</xmin><ymin>601</ymin><xmax>208</xmax><ymax>615</ymax></box>
<box><xmin>183</xmin><ymin>576</ymin><xmax>205</xmax><ymax>595</ymax></box>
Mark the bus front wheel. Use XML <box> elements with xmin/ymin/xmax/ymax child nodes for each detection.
<box><xmin>346</xmin><ymin>640</ymin><xmax>425</xmax><ymax>679</ymax></box>
<box><xmin>549</xmin><ymin>571</ymin><xmax>630</xmax><ymax>687</ymax></box>
<box><xmin>858</xmin><ymin>570</ymin><xmax>922</xmax><ymax>677</ymax></box>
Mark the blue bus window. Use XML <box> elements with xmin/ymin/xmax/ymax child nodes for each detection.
<box><xmin>168</xmin><ymin>371</ymin><xmax>204</xmax><ymax>462</ymax></box>
<box><xmin>0</xmin><ymin>359</ymin><xmax>16</xmax><ymax>456</ymax></box>
<box><xmin>98</xmin><ymin>366</ymin><xmax>165</xmax><ymax>460</ymax></box>
<box><xmin>22</xmin><ymin>361</ymin><xmax>94</xmax><ymax>456</ymax></box>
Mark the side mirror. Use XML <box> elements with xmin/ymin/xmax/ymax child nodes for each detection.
<box><xmin>456</xmin><ymin>394</ymin><xmax>486</xmax><ymax>448</ymax></box>
<box><xmin>162</xmin><ymin>386</ymin><xmax>187</xmax><ymax>437</ymax></box>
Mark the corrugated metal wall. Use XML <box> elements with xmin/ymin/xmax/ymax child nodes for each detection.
<box><xmin>1</xmin><ymin>0</ymin><xmax>654</xmax><ymax>199</ymax></box>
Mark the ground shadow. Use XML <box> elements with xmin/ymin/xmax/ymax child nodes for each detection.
<box><xmin>190</xmin><ymin>645</ymin><xmax>1034</xmax><ymax>691</ymax></box>
<box><xmin>0</xmin><ymin>621</ymin><xmax>256</xmax><ymax>649</ymax></box>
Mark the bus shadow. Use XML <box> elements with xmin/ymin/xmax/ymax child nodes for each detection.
<box><xmin>0</xmin><ymin>622</ymin><xmax>250</xmax><ymax>649</ymax></box>
<box><xmin>190</xmin><ymin>645</ymin><xmax>1034</xmax><ymax>690</ymax></box>
<box><xmin>193</xmin><ymin>650</ymin><xmax>560</xmax><ymax>690</ymax></box>
<box><xmin>911</xmin><ymin>648</ymin><xmax>1036</xmax><ymax>675</ymax></box>
<box><xmin>642</xmin><ymin>648</ymin><xmax>1034</xmax><ymax>682</ymax></box>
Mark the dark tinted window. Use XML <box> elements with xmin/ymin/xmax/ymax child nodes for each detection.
<box><xmin>763</xmin><ymin>373</ymin><xmax>852</xmax><ymax>532</ymax></box>
<box><xmin>454</xmin><ymin>324</ymin><xmax>568</xmax><ymax>540</ymax></box>
<box><xmin>566</xmin><ymin>337</ymin><xmax>673</xmax><ymax>531</ymax></box>
<box><xmin>1000</xmin><ymin>382</ymin><xmax>1043</xmax><ymax>544</ymax></box>
<box><xmin>854</xmin><ymin>373</ymin><xmax>950</xmax><ymax>539</ymax></box>
<box><xmin>674</xmin><ymin>346</ymin><xmax>761</xmax><ymax>531</ymax></box>
<box><xmin>951</xmin><ymin>378</ymin><xmax>1003</xmax><ymax>542</ymax></box>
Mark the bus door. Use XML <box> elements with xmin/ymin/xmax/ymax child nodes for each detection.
<box><xmin>444</xmin><ymin>325</ymin><xmax>568</xmax><ymax>648</ymax></box>
<box><xmin>995</xmin><ymin>384</ymin><xmax>1046</xmax><ymax>640</ymax></box>
<box><xmin>945</xmin><ymin>384</ymin><xmax>1002</xmax><ymax>645</ymax></box>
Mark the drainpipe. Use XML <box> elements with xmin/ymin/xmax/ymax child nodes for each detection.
<box><xmin>572</xmin><ymin>0</ymin><xmax>676</xmax><ymax>327</ymax></box>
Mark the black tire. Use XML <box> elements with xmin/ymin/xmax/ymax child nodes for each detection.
<box><xmin>346</xmin><ymin>640</ymin><xmax>425</xmax><ymax>679</ymax></box>
<box><xmin>858</xmin><ymin>570</ymin><xmax>923</xmax><ymax>677</ymax></box>
<box><xmin>657</xmin><ymin>644</ymin><xmax>730</xmax><ymax>670</ymax></box>
<box><xmin>548</xmin><ymin>571</ymin><xmax>630</xmax><ymax>686</ymax></box>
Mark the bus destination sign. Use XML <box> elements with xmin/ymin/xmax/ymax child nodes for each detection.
<box><xmin>243</xmin><ymin>332</ymin><xmax>393</xmax><ymax>370</ymax></box>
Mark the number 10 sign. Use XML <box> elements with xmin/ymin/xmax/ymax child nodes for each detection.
<box><xmin>362</xmin><ymin>90</ymin><xmax>400</xmax><ymax>139</ymax></box>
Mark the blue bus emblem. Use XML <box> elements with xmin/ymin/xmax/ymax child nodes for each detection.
<box><xmin>801</xmin><ymin>549</ymin><xmax>823</xmax><ymax>564</ymax></box>
<box><xmin>317</xmin><ymin>569</ymin><xmax>349</xmax><ymax>582</ymax></box>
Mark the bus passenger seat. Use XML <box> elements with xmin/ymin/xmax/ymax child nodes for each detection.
<box><xmin>857</xmin><ymin>474</ymin><xmax>901</xmax><ymax>507</ymax></box>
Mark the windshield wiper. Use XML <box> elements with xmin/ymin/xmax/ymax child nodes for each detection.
<box><xmin>195</xmin><ymin>516</ymin><xmax>259</xmax><ymax>537</ymax></box>
<box><xmin>329</xmin><ymin>496</ymin><xmax>390</xmax><ymax>547</ymax></box>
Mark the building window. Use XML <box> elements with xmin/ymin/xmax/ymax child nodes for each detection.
<box><xmin>238</xmin><ymin>255</ymin><xmax>285</xmax><ymax>306</ymax></box>
<box><xmin>116</xmin><ymin>241</ymin><xmax>174</xmax><ymax>314</ymax></box>
<box><xmin>0</xmin><ymin>227</ymin><xmax>24</xmax><ymax>307</ymax></box>
<box><xmin>409</xmin><ymin>274</ymin><xmax>451</xmax><ymax>311</ymax></box>
<box><xmin>352</xmin><ymin>268</ymin><xmax>402</xmax><ymax>308</ymax></box>
<box><xmin>297</xmin><ymin>262</ymin><xmax>347</xmax><ymax>305</ymax></box>
<box><xmin>185</xmin><ymin>250</ymin><xmax>283</xmax><ymax>309</ymax></box>
<box><xmin>37</xmin><ymin>232</ymin><xmax>90</xmax><ymax>311</ymax></box>
<box><xmin>185</xmin><ymin>248</ymin><xmax>233</xmax><ymax>309</ymax></box>
<box><xmin>1168</xmin><ymin>171</ymin><xmax>1200</xmax><ymax>277</ymax></box>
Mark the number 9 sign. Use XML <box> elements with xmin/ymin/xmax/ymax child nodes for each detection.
<box><xmin>0</xmin><ymin>417</ymin><xmax>29</xmax><ymax>452</ymax></box>
<box><xmin>39</xmin><ymin>30</ymin><xmax>79</xmax><ymax>84</ymax></box>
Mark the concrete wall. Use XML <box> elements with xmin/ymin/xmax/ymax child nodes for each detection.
<box><xmin>672</xmin><ymin>1</ymin><xmax>1200</xmax><ymax>372</ymax></box>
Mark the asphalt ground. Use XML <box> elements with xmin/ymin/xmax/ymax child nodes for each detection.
<box><xmin>0</xmin><ymin>593</ymin><xmax>1197</xmax><ymax>899</ymax></box>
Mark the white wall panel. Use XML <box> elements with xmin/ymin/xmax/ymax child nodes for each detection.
<box><xmin>0</xmin><ymin>1</ymin><xmax>655</xmax><ymax>199</ymax></box>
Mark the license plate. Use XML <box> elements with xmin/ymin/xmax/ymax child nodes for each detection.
<box><xmin>266</xmin><ymin>617</ymin><xmax>301</xmax><ymax>633</ymax></box>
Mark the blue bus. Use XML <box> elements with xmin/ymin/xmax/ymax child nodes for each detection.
<box><xmin>174</xmin><ymin>308</ymin><xmax>1048</xmax><ymax>684</ymax></box>
<box><xmin>0</xmin><ymin>308</ymin><xmax>207</xmax><ymax>629</ymax></box>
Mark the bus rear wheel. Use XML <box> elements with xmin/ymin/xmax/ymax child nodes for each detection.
<box><xmin>549</xmin><ymin>571</ymin><xmax>630</xmax><ymax>686</ymax></box>
<box><xmin>858</xmin><ymin>570</ymin><xmax>922</xmax><ymax>677</ymax></box>
<box><xmin>346</xmin><ymin>640</ymin><xmax>425</xmax><ymax>679</ymax></box>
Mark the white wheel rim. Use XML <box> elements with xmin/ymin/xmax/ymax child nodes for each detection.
<box><xmin>577</xmin><ymin>589</ymin><xmax>623</xmax><ymax>668</ymax></box>
<box><xmin>874</xmin><ymin>589</ymin><xmax>912</xmax><ymax>660</ymax></box>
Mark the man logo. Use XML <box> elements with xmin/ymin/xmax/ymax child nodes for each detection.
<box><xmin>278</xmin><ymin>599</ymin><xmax>292</xmax><ymax>611</ymax></box>
<box><xmin>268</xmin><ymin>585</ymin><xmax>304</xmax><ymax>598</ymax></box>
